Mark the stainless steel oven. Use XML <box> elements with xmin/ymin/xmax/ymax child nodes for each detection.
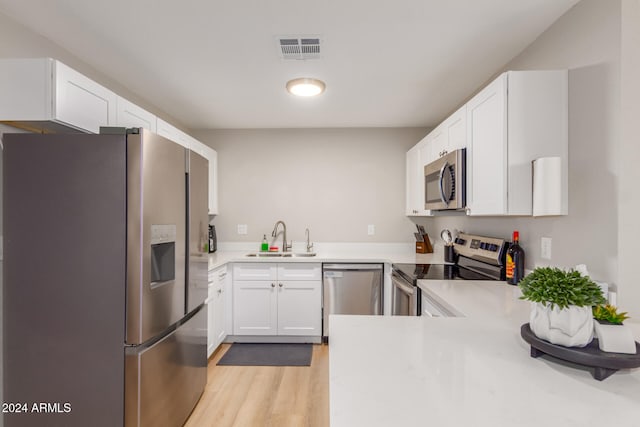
<box><xmin>391</xmin><ymin>232</ymin><xmax>508</xmax><ymax>317</ymax></box>
<box><xmin>424</xmin><ymin>148</ymin><xmax>466</xmax><ymax>211</ymax></box>
<box><xmin>391</xmin><ymin>271</ymin><xmax>419</xmax><ymax>316</ymax></box>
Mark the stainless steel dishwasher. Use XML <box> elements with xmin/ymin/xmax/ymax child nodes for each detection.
<box><xmin>322</xmin><ymin>263</ymin><xmax>383</xmax><ymax>341</ymax></box>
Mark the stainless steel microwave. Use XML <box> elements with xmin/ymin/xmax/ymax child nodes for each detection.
<box><xmin>424</xmin><ymin>148</ymin><xmax>466</xmax><ymax>211</ymax></box>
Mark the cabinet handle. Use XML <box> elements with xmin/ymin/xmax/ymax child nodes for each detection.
<box><xmin>271</xmin><ymin>283</ymin><xmax>275</xmax><ymax>288</ymax></box>
<box><xmin>279</xmin><ymin>283</ymin><xmax>283</xmax><ymax>288</ymax></box>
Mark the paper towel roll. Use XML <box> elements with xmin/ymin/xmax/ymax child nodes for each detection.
<box><xmin>533</xmin><ymin>156</ymin><xmax>566</xmax><ymax>216</ymax></box>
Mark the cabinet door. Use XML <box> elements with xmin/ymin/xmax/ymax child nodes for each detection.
<box><xmin>446</xmin><ymin>105</ymin><xmax>467</xmax><ymax>151</ymax></box>
<box><xmin>207</xmin><ymin>148</ymin><xmax>219</xmax><ymax>215</ymax></box>
<box><xmin>115</xmin><ymin>96</ymin><xmax>156</xmax><ymax>132</ymax></box>
<box><xmin>213</xmin><ymin>284</ymin><xmax>226</xmax><ymax>347</ymax></box>
<box><xmin>54</xmin><ymin>60</ymin><xmax>116</xmax><ymax>133</ymax></box>
<box><xmin>207</xmin><ymin>295</ymin><xmax>216</xmax><ymax>357</ymax></box>
<box><xmin>190</xmin><ymin>140</ymin><xmax>218</xmax><ymax>215</ymax></box>
<box><xmin>405</xmin><ymin>146</ymin><xmax>420</xmax><ymax>215</ymax></box>
<box><xmin>429</xmin><ymin>125</ymin><xmax>447</xmax><ymax>159</ymax></box>
<box><xmin>156</xmin><ymin>118</ymin><xmax>179</xmax><ymax>144</ymax></box>
<box><xmin>157</xmin><ymin>118</ymin><xmax>192</xmax><ymax>149</ymax></box>
<box><xmin>466</xmin><ymin>74</ymin><xmax>508</xmax><ymax>215</ymax></box>
<box><xmin>209</xmin><ymin>266</ymin><xmax>227</xmax><ymax>351</ymax></box>
<box><xmin>406</xmin><ymin>136</ymin><xmax>431</xmax><ymax>216</ymax></box>
<box><xmin>277</xmin><ymin>281</ymin><xmax>322</xmax><ymax>336</ymax></box>
<box><xmin>233</xmin><ymin>281</ymin><xmax>277</xmax><ymax>335</ymax></box>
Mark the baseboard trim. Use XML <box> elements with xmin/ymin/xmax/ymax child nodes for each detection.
<box><xmin>225</xmin><ymin>335</ymin><xmax>322</xmax><ymax>344</ymax></box>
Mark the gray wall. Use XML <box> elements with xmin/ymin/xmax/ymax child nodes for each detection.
<box><xmin>618</xmin><ymin>0</ymin><xmax>640</xmax><ymax>318</ymax></box>
<box><xmin>420</xmin><ymin>0</ymin><xmax>631</xmax><ymax>305</ymax></box>
<box><xmin>194</xmin><ymin>128</ymin><xmax>427</xmax><ymax>243</ymax></box>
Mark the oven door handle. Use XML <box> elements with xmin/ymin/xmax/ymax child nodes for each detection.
<box><xmin>392</xmin><ymin>275</ymin><xmax>415</xmax><ymax>295</ymax></box>
<box><xmin>438</xmin><ymin>162</ymin><xmax>449</xmax><ymax>206</ymax></box>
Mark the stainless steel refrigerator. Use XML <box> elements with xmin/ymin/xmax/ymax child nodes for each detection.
<box><xmin>2</xmin><ymin>128</ymin><xmax>209</xmax><ymax>427</ymax></box>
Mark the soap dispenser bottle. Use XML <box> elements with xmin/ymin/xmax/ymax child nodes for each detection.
<box><xmin>261</xmin><ymin>234</ymin><xmax>269</xmax><ymax>252</ymax></box>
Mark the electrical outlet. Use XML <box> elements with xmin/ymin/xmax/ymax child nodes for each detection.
<box><xmin>367</xmin><ymin>224</ymin><xmax>375</xmax><ymax>236</ymax></box>
<box><xmin>541</xmin><ymin>237</ymin><xmax>552</xmax><ymax>260</ymax></box>
<box><xmin>237</xmin><ymin>224</ymin><xmax>248</xmax><ymax>235</ymax></box>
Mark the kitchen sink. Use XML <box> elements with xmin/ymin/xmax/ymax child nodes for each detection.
<box><xmin>245</xmin><ymin>252</ymin><xmax>316</xmax><ymax>258</ymax></box>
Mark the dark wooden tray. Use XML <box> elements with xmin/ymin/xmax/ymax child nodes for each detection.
<box><xmin>520</xmin><ymin>323</ymin><xmax>640</xmax><ymax>380</ymax></box>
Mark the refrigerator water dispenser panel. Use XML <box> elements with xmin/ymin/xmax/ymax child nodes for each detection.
<box><xmin>151</xmin><ymin>224</ymin><xmax>177</xmax><ymax>286</ymax></box>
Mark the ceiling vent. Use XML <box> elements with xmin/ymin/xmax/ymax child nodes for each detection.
<box><xmin>277</xmin><ymin>36</ymin><xmax>322</xmax><ymax>60</ymax></box>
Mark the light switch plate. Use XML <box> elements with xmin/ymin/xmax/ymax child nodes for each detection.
<box><xmin>367</xmin><ymin>224</ymin><xmax>375</xmax><ymax>235</ymax></box>
<box><xmin>237</xmin><ymin>224</ymin><xmax>248</xmax><ymax>235</ymax></box>
<box><xmin>541</xmin><ymin>237</ymin><xmax>552</xmax><ymax>260</ymax></box>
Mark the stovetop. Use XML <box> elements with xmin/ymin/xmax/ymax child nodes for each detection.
<box><xmin>392</xmin><ymin>263</ymin><xmax>495</xmax><ymax>284</ymax></box>
<box><xmin>393</xmin><ymin>232</ymin><xmax>508</xmax><ymax>284</ymax></box>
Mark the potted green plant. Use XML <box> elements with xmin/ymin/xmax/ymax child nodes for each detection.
<box><xmin>593</xmin><ymin>304</ymin><xmax>630</xmax><ymax>325</ymax></box>
<box><xmin>519</xmin><ymin>267</ymin><xmax>606</xmax><ymax>347</ymax></box>
<box><xmin>592</xmin><ymin>304</ymin><xmax>637</xmax><ymax>354</ymax></box>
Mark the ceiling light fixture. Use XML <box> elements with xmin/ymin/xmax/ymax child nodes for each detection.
<box><xmin>286</xmin><ymin>78</ymin><xmax>326</xmax><ymax>97</ymax></box>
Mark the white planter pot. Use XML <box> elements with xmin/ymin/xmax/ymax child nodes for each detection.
<box><xmin>529</xmin><ymin>302</ymin><xmax>594</xmax><ymax>347</ymax></box>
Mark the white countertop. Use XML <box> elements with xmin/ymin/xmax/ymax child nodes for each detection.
<box><xmin>207</xmin><ymin>243</ymin><xmax>446</xmax><ymax>270</ymax></box>
<box><xmin>329</xmin><ymin>280</ymin><xmax>640</xmax><ymax>427</ymax></box>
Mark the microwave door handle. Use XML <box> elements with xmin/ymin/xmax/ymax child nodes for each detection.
<box><xmin>438</xmin><ymin>162</ymin><xmax>449</xmax><ymax>206</ymax></box>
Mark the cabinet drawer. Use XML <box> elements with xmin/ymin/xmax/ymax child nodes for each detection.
<box><xmin>208</xmin><ymin>265</ymin><xmax>228</xmax><ymax>283</ymax></box>
<box><xmin>277</xmin><ymin>263</ymin><xmax>321</xmax><ymax>281</ymax></box>
<box><xmin>233</xmin><ymin>263</ymin><xmax>277</xmax><ymax>281</ymax></box>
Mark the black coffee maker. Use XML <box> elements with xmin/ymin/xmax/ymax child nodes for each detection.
<box><xmin>208</xmin><ymin>225</ymin><xmax>217</xmax><ymax>253</ymax></box>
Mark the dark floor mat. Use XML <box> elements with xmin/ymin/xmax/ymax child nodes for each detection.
<box><xmin>217</xmin><ymin>343</ymin><xmax>313</xmax><ymax>366</ymax></box>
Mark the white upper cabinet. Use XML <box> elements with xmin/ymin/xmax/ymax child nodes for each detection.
<box><xmin>156</xmin><ymin>118</ymin><xmax>191</xmax><ymax>149</ymax></box>
<box><xmin>466</xmin><ymin>70</ymin><xmax>568</xmax><ymax>216</ymax></box>
<box><xmin>427</xmin><ymin>105</ymin><xmax>467</xmax><ymax>162</ymax></box>
<box><xmin>405</xmin><ymin>105</ymin><xmax>467</xmax><ymax>218</ymax></box>
<box><xmin>405</xmin><ymin>69</ymin><xmax>567</xmax><ymax>217</ymax></box>
<box><xmin>0</xmin><ymin>58</ymin><xmax>116</xmax><ymax>133</ymax></box>
<box><xmin>191</xmin><ymin>139</ymin><xmax>219</xmax><ymax>215</ymax></box>
<box><xmin>466</xmin><ymin>74</ymin><xmax>508</xmax><ymax>215</ymax></box>
<box><xmin>115</xmin><ymin>96</ymin><xmax>156</xmax><ymax>132</ymax></box>
<box><xmin>428</xmin><ymin>124</ymin><xmax>447</xmax><ymax>161</ymax></box>
<box><xmin>445</xmin><ymin>105</ymin><xmax>467</xmax><ymax>152</ymax></box>
<box><xmin>406</xmin><ymin>136</ymin><xmax>431</xmax><ymax>216</ymax></box>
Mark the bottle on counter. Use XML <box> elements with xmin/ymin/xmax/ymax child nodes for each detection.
<box><xmin>506</xmin><ymin>230</ymin><xmax>525</xmax><ymax>285</ymax></box>
<box><xmin>261</xmin><ymin>234</ymin><xmax>269</xmax><ymax>252</ymax></box>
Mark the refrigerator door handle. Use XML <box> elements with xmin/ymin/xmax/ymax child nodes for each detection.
<box><xmin>149</xmin><ymin>279</ymin><xmax>175</xmax><ymax>290</ymax></box>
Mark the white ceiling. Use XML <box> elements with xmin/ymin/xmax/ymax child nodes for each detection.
<box><xmin>0</xmin><ymin>0</ymin><xmax>579</xmax><ymax>130</ymax></box>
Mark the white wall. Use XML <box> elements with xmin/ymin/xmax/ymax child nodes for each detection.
<box><xmin>420</xmin><ymin>0</ymin><xmax>639</xmax><ymax>313</ymax></box>
<box><xmin>194</xmin><ymin>128</ymin><xmax>427</xmax><ymax>244</ymax></box>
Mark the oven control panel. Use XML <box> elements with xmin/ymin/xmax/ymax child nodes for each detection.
<box><xmin>453</xmin><ymin>232</ymin><xmax>506</xmax><ymax>265</ymax></box>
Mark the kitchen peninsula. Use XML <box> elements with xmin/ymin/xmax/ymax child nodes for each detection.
<box><xmin>329</xmin><ymin>281</ymin><xmax>640</xmax><ymax>427</ymax></box>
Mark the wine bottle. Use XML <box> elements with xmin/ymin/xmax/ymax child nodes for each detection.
<box><xmin>506</xmin><ymin>230</ymin><xmax>525</xmax><ymax>285</ymax></box>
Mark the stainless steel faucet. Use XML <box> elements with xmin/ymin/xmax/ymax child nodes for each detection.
<box><xmin>305</xmin><ymin>228</ymin><xmax>314</xmax><ymax>253</ymax></box>
<box><xmin>271</xmin><ymin>220</ymin><xmax>291</xmax><ymax>252</ymax></box>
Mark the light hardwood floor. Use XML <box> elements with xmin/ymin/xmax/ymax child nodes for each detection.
<box><xmin>184</xmin><ymin>343</ymin><xmax>330</xmax><ymax>427</ymax></box>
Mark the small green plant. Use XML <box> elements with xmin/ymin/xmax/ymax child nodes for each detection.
<box><xmin>593</xmin><ymin>304</ymin><xmax>630</xmax><ymax>325</ymax></box>
<box><xmin>518</xmin><ymin>267</ymin><xmax>606</xmax><ymax>309</ymax></box>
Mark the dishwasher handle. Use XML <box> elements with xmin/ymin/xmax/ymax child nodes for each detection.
<box><xmin>323</xmin><ymin>264</ymin><xmax>383</xmax><ymax>272</ymax></box>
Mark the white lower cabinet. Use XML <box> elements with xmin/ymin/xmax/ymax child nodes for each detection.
<box><xmin>277</xmin><ymin>281</ymin><xmax>322</xmax><ymax>335</ymax></box>
<box><xmin>233</xmin><ymin>281</ymin><xmax>278</xmax><ymax>335</ymax></box>
<box><xmin>207</xmin><ymin>265</ymin><xmax>228</xmax><ymax>357</ymax></box>
<box><xmin>233</xmin><ymin>263</ymin><xmax>322</xmax><ymax>337</ymax></box>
